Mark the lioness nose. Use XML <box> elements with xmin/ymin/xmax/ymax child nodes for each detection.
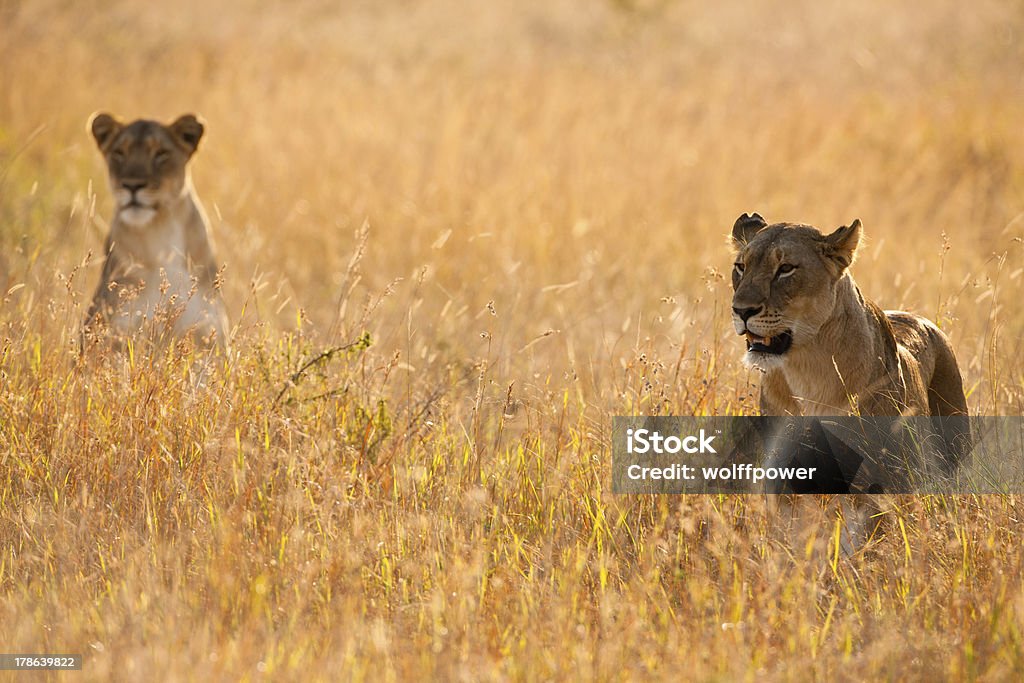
<box><xmin>733</xmin><ymin>305</ymin><xmax>763</xmax><ymax>322</ymax></box>
<box><xmin>122</xmin><ymin>181</ymin><xmax>146</xmax><ymax>193</ymax></box>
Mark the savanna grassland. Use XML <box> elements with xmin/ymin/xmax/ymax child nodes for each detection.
<box><xmin>2</xmin><ymin>0</ymin><xmax>1024</xmax><ymax>680</ymax></box>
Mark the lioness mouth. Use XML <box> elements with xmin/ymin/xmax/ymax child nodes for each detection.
<box><xmin>745</xmin><ymin>330</ymin><xmax>793</xmax><ymax>355</ymax></box>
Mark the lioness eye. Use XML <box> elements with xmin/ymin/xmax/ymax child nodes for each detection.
<box><xmin>154</xmin><ymin>150</ymin><xmax>170</xmax><ymax>165</ymax></box>
<box><xmin>111</xmin><ymin>150</ymin><xmax>125</xmax><ymax>163</ymax></box>
<box><xmin>733</xmin><ymin>262</ymin><xmax>744</xmax><ymax>275</ymax></box>
<box><xmin>777</xmin><ymin>263</ymin><xmax>796</xmax><ymax>276</ymax></box>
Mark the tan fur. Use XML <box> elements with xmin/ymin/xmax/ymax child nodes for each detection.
<box><xmin>729</xmin><ymin>213</ymin><xmax>968</xmax><ymax>419</ymax></box>
<box><xmin>84</xmin><ymin>112</ymin><xmax>229</xmax><ymax>351</ymax></box>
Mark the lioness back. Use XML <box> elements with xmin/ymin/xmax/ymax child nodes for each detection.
<box><xmin>884</xmin><ymin>310</ymin><xmax>969</xmax><ymax>417</ymax></box>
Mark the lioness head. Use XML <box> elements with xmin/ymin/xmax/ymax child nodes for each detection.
<box><xmin>89</xmin><ymin>112</ymin><xmax>204</xmax><ymax>227</ymax></box>
<box><xmin>730</xmin><ymin>213</ymin><xmax>862</xmax><ymax>369</ymax></box>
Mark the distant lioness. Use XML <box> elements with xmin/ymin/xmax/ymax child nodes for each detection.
<box><xmin>83</xmin><ymin>112</ymin><xmax>228</xmax><ymax>351</ymax></box>
<box><xmin>730</xmin><ymin>213</ymin><xmax>968</xmax><ymax>420</ymax></box>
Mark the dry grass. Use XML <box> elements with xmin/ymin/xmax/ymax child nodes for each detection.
<box><xmin>2</xmin><ymin>0</ymin><xmax>1024</xmax><ymax>679</ymax></box>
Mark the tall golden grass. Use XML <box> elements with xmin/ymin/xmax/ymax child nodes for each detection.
<box><xmin>2</xmin><ymin>0</ymin><xmax>1024</xmax><ymax>679</ymax></box>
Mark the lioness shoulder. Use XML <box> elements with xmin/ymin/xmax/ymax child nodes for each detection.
<box><xmin>83</xmin><ymin>112</ymin><xmax>228</xmax><ymax>351</ymax></box>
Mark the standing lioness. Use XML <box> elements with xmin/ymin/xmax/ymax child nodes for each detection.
<box><xmin>730</xmin><ymin>215</ymin><xmax>971</xmax><ymax>548</ymax></box>
<box><xmin>84</xmin><ymin>112</ymin><xmax>228</xmax><ymax>351</ymax></box>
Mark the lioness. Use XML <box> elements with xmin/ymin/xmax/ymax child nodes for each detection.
<box><xmin>730</xmin><ymin>214</ymin><xmax>971</xmax><ymax>548</ymax></box>
<box><xmin>730</xmin><ymin>213</ymin><xmax>968</xmax><ymax>420</ymax></box>
<box><xmin>83</xmin><ymin>112</ymin><xmax>228</xmax><ymax>351</ymax></box>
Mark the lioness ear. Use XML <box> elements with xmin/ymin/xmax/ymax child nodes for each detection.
<box><xmin>824</xmin><ymin>219</ymin><xmax>862</xmax><ymax>269</ymax></box>
<box><xmin>732</xmin><ymin>212</ymin><xmax>768</xmax><ymax>248</ymax></box>
<box><xmin>89</xmin><ymin>112</ymin><xmax>123</xmax><ymax>150</ymax></box>
<box><xmin>169</xmin><ymin>114</ymin><xmax>205</xmax><ymax>154</ymax></box>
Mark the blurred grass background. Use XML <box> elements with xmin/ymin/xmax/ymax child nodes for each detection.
<box><xmin>2</xmin><ymin>0</ymin><xmax>1024</xmax><ymax>679</ymax></box>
